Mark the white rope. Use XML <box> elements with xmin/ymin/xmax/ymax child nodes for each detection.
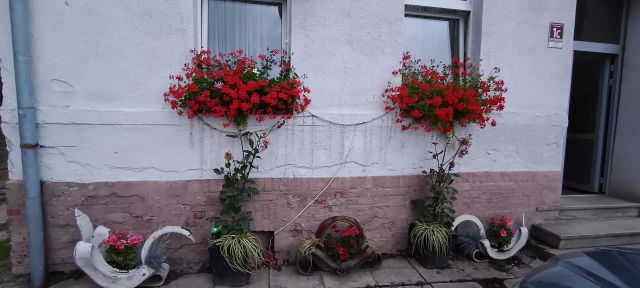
<box><xmin>197</xmin><ymin>110</ymin><xmax>390</xmax><ymax>133</ymax></box>
<box><xmin>273</xmin><ymin>126</ymin><xmax>357</xmax><ymax>235</ymax></box>
<box><xmin>195</xmin><ymin>109</ymin><xmax>384</xmax><ymax>236</ymax></box>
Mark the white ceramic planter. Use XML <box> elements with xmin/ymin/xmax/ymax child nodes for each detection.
<box><xmin>452</xmin><ymin>214</ymin><xmax>528</xmax><ymax>261</ymax></box>
<box><xmin>73</xmin><ymin>209</ymin><xmax>195</xmax><ymax>288</ymax></box>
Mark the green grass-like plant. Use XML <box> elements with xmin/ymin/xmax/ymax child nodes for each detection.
<box><xmin>298</xmin><ymin>235</ymin><xmax>319</xmax><ymax>256</ymax></box>
<box><xmin>211</xmin><ymin>233</ymin><xmax>264</xmax><ymax>273</ymax></box>
<box><xmin>410</xmin><ymin>222</ymin><xmax>449</xmax><ymax>258</ymax></box>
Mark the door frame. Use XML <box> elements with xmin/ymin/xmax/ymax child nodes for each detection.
<box><xmin>563</xmin><ymin>54</ymin><xmax>613</xmax><ymax>192</ymax></box>
<box><xmin>563</xmin><ymin>0</ymin><xmax>629</xmax><ymax>194</ymax></box>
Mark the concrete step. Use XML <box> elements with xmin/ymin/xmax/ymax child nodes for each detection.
<box><xmin>531</xmin><ymin>218</ymin><xmax>640</xmax><ymax>249</ymax></box>
<box><xmin>538</xmin><ymin>195</ymin><xmax>640</xmax><ymax>220</ymax></box>
<box><xmin>529</xmin><ymin>239</ymin><xmax>640</xmax><ymax>261</ymax></box>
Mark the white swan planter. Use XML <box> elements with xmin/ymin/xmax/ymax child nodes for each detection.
<box><xmin>451</xmin><ymin>214</ymin><xmax>529</xmax><ymax>261</ymax></box>
<box><xmin>73</xmin><ymin>209</ymin><xmax>196</xmax><ymax>288</ymax></box>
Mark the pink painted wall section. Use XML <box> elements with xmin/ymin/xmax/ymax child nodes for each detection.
<box><xmin>5</xmin><ymin>171</ymin><xmax>561</xmax><ymax>273</ymax></box>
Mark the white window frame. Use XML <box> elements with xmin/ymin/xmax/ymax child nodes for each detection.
<box><xmin>404</xmin><ymin>0</ymin><xmax>470</xmax><ymax>62</ymax></box>
<box><xmin>197</xmin><ymin>0</ymin><xmax>291</xmax><ymax>52</ymax></box>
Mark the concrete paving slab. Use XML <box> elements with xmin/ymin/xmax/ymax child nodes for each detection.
<box><xmin>454</xmin><ymin>260</ymin><xmax>513</xmax><ymax>280</ymax></box>
<box><xmin>270</xmin><ymin>266</ymin><xmax>323</xmax><ymax>288</ymax></box>
<box><xmin>504</xmin><ymin>278</ymin><xmax>522</xmax><ymax>288</ymax></box>
<box><xmin>321</xmin><ymin>270</ymin><xmax>377</xmax><ymax>288</ymax></box>
<box><xmin>165</xmin><ymin>273</ymin><xmax>212</xmax><ymax>287</ymax></box>
<box><xmin>528</xmin><ymin>259</ymin><xmax>546</xmax><ymax>269</ymax></box>
<box><xmin>370</xmin><ymin>257</ymin><xmax>426</xmax><ymax>286</ymax></box>
<box><xmin>0</xmin><ymin>282</ymin><xmax>31</xmax><ymax>288</ymax></box>
<box><xmin>432</xmin><ymin>282</ymin><xmax>482</xmax><ymax>288</ymax></box>
<box><xmin>507</xmin><ymin>263</ymin><xmax>534</xmax><ymax>279</ymax></box>
<box><xmin>407</xmin><ymin>257</ymin><xmax>471</xmax><ymax>283</ymax></box>
<box><xmin>48</xmin><ymin>277</ymin><xmax>98</xmax><ymax>288</ymax></box>
<box><xmin>243</xmin><ymin>269</ymin><xmax>269</xmax><ymax>288</ymax></box>
<box><xmin>167</xmin><ymin>270</ymin><xmax>267</xmax><ymax>288</ymax></box>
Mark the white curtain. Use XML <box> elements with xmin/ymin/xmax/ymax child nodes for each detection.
<box><xmin>403</xmin><ymin>17</ymin><xmax>453</xmax><ymax>65</ymax></box>
<box><xmin>208</xmin><ymin>0</ymin><xmax>282</xmax><ymax>59</ymax></box>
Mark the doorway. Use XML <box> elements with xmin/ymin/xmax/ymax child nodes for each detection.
<box><xmin>563</xmin><ymin>52</ymin><xmax>614</xmax><ymax>194</ymax></box>
<box><xmin>562</xmin><ymin>0</ymin><xmax>626</xmax><ymax>195</ymax></box>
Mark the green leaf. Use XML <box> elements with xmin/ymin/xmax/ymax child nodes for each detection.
<box><xmin>246</xmin><ymin>187</ymin><xmax>259</xmax><ymax>196</ymax></box>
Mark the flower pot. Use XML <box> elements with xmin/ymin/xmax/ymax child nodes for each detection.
<box><xmin>408</xmin><ymin>222</ymin><xmax>450</xmax><ymax>269</ymax></box>
<box><xmin>208</xmin><ymin>243</ymin><xmax>250</xmax><ymax>287</ymax></box>
<box><xmin>413</xmin><ymin>250</ymin><xmax>450</xmax><ymax>269</ymax></box>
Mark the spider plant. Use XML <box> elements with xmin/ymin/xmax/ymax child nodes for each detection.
<box><xmin>298</xmin><ymin>235</ymin><xmax>319</xmax><ymax>256</ymax></box>
<box><xmin>410</xmin><ymin>222</ymin><xmax>450</xmax><ymax>258</ymax></box>
<box><xmin>210</xmin><ymin>233</ymin><xmax>264</xmax><ymax>273</ymax></box>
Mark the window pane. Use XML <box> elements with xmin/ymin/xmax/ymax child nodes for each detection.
<box><xmin>574</xmin><ymin>0</ymin><xmax>623</xmax><ymax>44</ymax></box>
<box><xmin>404</xmin><ymin>16</ymin><xmax>456</xmax><ymax>65</ymax></box>
<box><xmin>208</xmin><ymin>0</ymin><xmax>282</xmax><ymax>59</ymax></box>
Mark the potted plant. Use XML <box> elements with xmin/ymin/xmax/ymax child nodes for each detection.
<box><xmin>165</xmin><ymin>48</ymin><xmax>310</xmax><ymax>286</ymax></box>
<box><xmin>208</xmin><ymin>126</ymin><xmax>278</xmax><ymax>285</ymax></box>
<box><xmin>99</xmin><ymin>230</ymin><xmax>145</xmax><ymax>271</ymax></box>
<box><xmin>487</xmin><ymin>214</ymin><xmax>515</xmax><ymax>252</ymax></box>
<box><xmin>295</xmin><ymin>216</ymin><xmax>381</xmax><ymax>276</ymax></box>
<box><xmin>384</xmin><ymin>53</ymin><xmax>506</xmax><ymax>268</ymax></box>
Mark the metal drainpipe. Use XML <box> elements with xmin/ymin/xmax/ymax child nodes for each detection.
<box><xmin>9</xmin><ymin>0</ymin><xmax>46</xmax><ymax>287</ymax></box>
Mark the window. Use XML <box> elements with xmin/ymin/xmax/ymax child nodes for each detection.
<box><xmin>202</xmin><ymin>0</ymin><xmax>288</xmax><ymax>59</ymax></box>
<box><xmin>574</xmin><ymin>0</ymin><xmax>624</xmax><ymax>44</ymax></box>
<box><xmin>404</xmin><ymin>5</ymin><xmax>467</xmax><ymax>65</ymax></box>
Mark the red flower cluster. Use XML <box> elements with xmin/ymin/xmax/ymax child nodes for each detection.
<box><xmin>487</xmin><ymin>214</ymin><xmax>515</xmax><ymax>252</ymax></box>
<box><xmin>492</xmin><ymin>214</ymin><xmax>513</xmax><ymax>227</ymax></box>
<box><xmin>100</xmin><ymin>230</ymin><xmax>144</xmax><ymax>250</ymax></box>
<box><xmin>384</xmin><ymin>53</ymin><xmax>506</xmax><ymax>134</ymax></box>
<box><xmin>325</xmin><ymin>223</ymin><xmax>363</xmax><ymax>263</ymax></box>
<box><xmin>341</xmin><ymin>225</ymin><xmax>361</xmax><ymax>237</ymax></box>
<box><xmin>164</xmin><ymin>49</ymin><xmax>311</xmax><ymax>127</ymax></box>
<box><xmin>99</xmin><ymin>230</ymin><xmax>144</xmax><ymax>270</ymax></box>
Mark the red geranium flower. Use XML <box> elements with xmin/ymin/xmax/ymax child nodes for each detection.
<box><xmin>165</xmin><ymin>49</ymin><xmax>311</xmax><ymax>127</ymax></box>
<box><xmin>384</xmin><ymin>53</ymin><xmax>506</xmax><ymax>134</ymax></box>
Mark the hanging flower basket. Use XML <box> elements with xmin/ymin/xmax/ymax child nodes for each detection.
<box><xmin>164</xmin><ymin>49</ymin><xmax>311</xmax><ymax>128</ymax></box>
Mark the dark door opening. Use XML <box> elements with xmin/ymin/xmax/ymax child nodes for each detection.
<box><xmin>562</xmin><ymin>0</ymin><xmax>626</xmax><ymax>196</ymax></box>
<box><xmin>563</xmin><ymin>52</ymin><xmax>614</xmax><ymax>194</ymax></box>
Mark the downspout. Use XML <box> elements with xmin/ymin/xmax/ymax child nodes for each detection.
<box><xmin>9</xmin><ymin>0</ymin><xmax>46</xmax><ymax>287</ymax></box>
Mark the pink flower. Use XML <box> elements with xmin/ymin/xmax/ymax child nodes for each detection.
<box><xmin>224</xmin><ymin>150</ymin><xmax>233</xmax><ymax>161</ymax></box>
<box><xmin>214</xmin><ymin>82</ymin><xmax>224</xmax><ymax>89</ymax></box>
<box><xmin>499</xmin><ymin>229</ymin><xmax>507</xmax><ymax>237</ymax></box>
<box><xmin>115</xmin><ymin>241</ymin><xmax>126</xmax><ymax>250</ymax></box>
<box><xmin>106</xmin><ymin>234</ymin><xmax>118</xmax><ymax>245</ymax></box>
<box><xmin>259</xmin><ymin>138</ymin><xmax>270</xmax><ymax>152</ymax></box>
<box><xmin>128</xmin><ymin>235</ymin><xmax>144</xmax><ymax>245</ymax></box>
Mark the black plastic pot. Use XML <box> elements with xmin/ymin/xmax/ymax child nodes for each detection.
<box><xmin>209</xmin><ymin>243</ymin><xmax>250</xmax><ymax>287</ymax></box>
<box><xmin>408</xmin><ymin>222</ymin><xmax>450</xmax><ymax>269</ymax></box>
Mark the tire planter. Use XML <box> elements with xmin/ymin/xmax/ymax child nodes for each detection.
<box><xmin>208</xmin><ymin>243</ymin><xmax>250</xmax><ymax>287</ymax></box>
<box><xmin>408</xmin><ymin>222</ymin><xmax>450</xmax><ymax>269</ymax></box>
<box><xmin>295</xmin><ymin>216</ymin><xmax>382</xmax><ymax>275</ymax></box>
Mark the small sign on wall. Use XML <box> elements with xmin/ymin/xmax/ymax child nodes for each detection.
<box><xmin>548</xmin><ymin>23</ymin><xmax>564</xmax><ymax>49</ymax></box>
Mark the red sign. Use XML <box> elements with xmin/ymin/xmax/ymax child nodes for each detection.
<box><xmin>549</xmin><ymin>23</ymin><xmax>564</xmax><ymax>40</ymax></box>
<box><xmin>548</xmin><ymin>23</ymin><xmax>564</xmax><ymax>49</ymax></box>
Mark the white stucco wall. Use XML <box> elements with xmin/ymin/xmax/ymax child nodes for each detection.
<box><xmin>0</xmin><ymin>0</ymin><xmax>575</xmax><ymax>182</ymax></box>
